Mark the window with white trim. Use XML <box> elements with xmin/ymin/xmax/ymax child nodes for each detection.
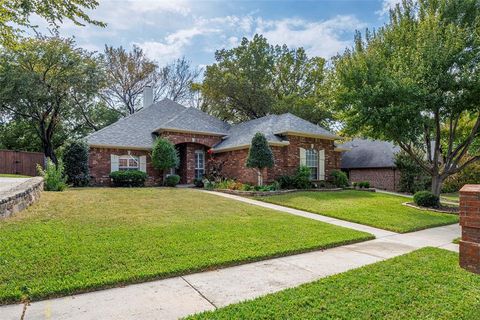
<box><xmin>194</xmin><ymin>150</ymin><xmax>205</xmax><ymax>179</ymax></box>
<box><xmin>118</xmin><ymin>155</ymin><xmax>139</xmax><ymax>171</ymax></box>
<box><xmin>306</xmin><ymin>149</ymin><xmax>318</xmax><ymax>180</ymax></box>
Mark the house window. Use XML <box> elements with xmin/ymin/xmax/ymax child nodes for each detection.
<box><xmin>194</xmin><ymin>150</ymin><xmax>205</xmax><ymax>180</ymax></box>
<box><xmin>118</xmin><ymin>155</ymin><xmax>139</xmax><ymax>171</ymax></box>
<box><xmin>306</xmin><ymin>149</ymin><xmax>318</xmax><ymax>180</ymax></box>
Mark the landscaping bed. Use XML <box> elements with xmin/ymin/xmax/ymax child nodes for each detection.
<box><xmin>187</xmin><ymin>247</ymin><xmax>479</xmax><ymax>320</ymax></box>
<box><xmin>213</xmin><ymin>188</ymin><xmax>342</xmax><ymax>197</ymax></box>
<box><xmin>0</xmin><ymin>188</ymin><xmax>373</xmax><ymax>304</ymax></box>
<box><xmin>403</xmin><ymin>202</ymin><xmax>459</xmax><ymax>214</ymax></box>
<box><xmin>257</xmin><ymin>190</ymin><xmax>459</xmax><ymax>233</ymax></box>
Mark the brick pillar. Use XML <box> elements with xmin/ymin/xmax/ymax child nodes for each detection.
<box><xmin>459</xmin><ymin>184</ymin><xmax>480</xmax><ymax>274</ymax></box>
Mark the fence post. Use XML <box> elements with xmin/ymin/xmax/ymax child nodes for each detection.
<box><xmin>459</xmin><ymin>184</ymin><xmax>480</xmax><ymax>274</ymax></box>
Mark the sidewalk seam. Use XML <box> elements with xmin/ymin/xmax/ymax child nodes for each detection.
<box><xmin>181</xmin><ymin>276</ymin><xmax>218</xmax><ymax>309</ymax></box>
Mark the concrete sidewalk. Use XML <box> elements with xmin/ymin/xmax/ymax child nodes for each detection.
<box><xmin>0</xmin><ymin>191</ymin><xmax>460</xmax><ymax>320</ymax></box>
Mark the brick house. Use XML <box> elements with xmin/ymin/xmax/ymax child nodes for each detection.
<box><xmin>86</xmin><ymin>98</ymin><xmax>344</xmax><ymax>186</ymax></box>
<box><xmin>339</xmin><ymin>139</ymin><xmax>401</xmax><ymax>191</ymax></box>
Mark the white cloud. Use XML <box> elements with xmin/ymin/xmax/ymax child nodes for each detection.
<box><xmin>377</xmin><ymin>0</ymin><xmax>402</xmax><ymax>16</ymax></box>
<box><xmin>255</xmin><ymin>15</ymin><xmax>365</xmax><ymax>58</ymax></box>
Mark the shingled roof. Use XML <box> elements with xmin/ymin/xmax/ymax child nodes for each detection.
<box><xmin>87</xmin><ymin>100</ymin><xmax>340</xmax><ymax>151</ymax></box>
<box><xmin>213</xmin><ymin>113</ymin><xmax>340</xmax><ymax>152</ymax></box>
<box><xmin>339</xmin><ymin>139</ymin><xmax>400</xmax><ymax>169</ymax></box>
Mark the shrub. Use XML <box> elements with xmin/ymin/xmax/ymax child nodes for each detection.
<box><xmin>331</xmin><ymin>170</ymin><xmax>349</xmax><ymax>188</ymax></box>
<box><xmin>294</xmin><ymin>165</ymin><xmax>312</xmax><ymax>189</ymax></box>
<box><xmin>165</xmin><ymin>174</ymin><xmax>180</xmax><ymax>187</ymax></box>
<box><xmin>413</xmin><ymin>190</ymin><xmax>439</xmax><ymax>208</ymax></box>
<box><xmin>151</xmin><ymin>138</ymin><xmax>179</xmax><ymax>171</ymax></box>
<box><xmin>193</xmin><ymin>178</ymin><xmax>204</xmax><ymax>188</ymax></box>
<box><xmin>109</xmin><ymin>170</ymin><xmax>147</xmax><ymax>187</ymax></box>
<box><xmin>63</xmin><ymin>140</ymin><xmax>90</xmax><ymax>187</ymax></box>
<box><xmin>358</xmin><ymin>181</ymin><xmax>370</xmax><ymax>188</ymax></box>
<box><xmin>246</xmin><ymin>132</ymin><xmax>274</xmax><ymax>186</ymax></box>
<box><xmin>442</xmin><ymin>160</ymin><xmax>480</xmax><ymax>193</ymax></box>
<box><xmin>277</xmin><ymin>175</ymin><xmax>295</xmax><ymax>189</ymax></box>
<box><xmin>37</xmin><ymin>158</ymin><xmax>68</xmax><ymax>191</ymax></box>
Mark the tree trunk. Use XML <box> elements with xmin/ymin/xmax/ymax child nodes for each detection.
<box><xmin>42</xmin><ymin>139</ymin><xmax>57</xmax><ymax>164</ymax></box>
<box><xmin>257</xmin><ymin>169</ymin><xmax>263</xmax><ymax>186</ymax></box>
<box><xmin>431</xmin><ymin>174</ymin><xmax>444</xmax><ymax>197</ymax></box>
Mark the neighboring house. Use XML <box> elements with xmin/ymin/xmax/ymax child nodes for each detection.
<box><xmin>340</xmin><ymin>139</ymin><xmax>401</xmax><ymax>191</ymax></box>
<box><xmin>86</xmin><ymin>97</ymin><xmax>343</xmax><ymax>186</ymax></box>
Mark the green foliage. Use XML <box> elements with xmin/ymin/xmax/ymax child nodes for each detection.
<box><xmin>63</xmin><ymin>140</ymin><xmax>89</xmax><ymax>187</ymax></box>
<box><xmin>414</xmin><ymin>191</ymin><xmax>440</xmax><ymax>208</ymax></box>
<box><xmin>357</xmin><ymin>181</ymin><xmax>370</xmax><ymax>189</ymax></box>
<box><xmin>193</xmin><ymin>178</ymin><xmax>204</xmax><ymax>188</ymax></box>
<box><xmin>333</xmin><ymin>0</ymin><xmax>480</xmax><ymax>196</ymax></box>
<box><xmin>294</xmin><ymin>165</ymin><xmax>313</xmax><ymax>189</ymax></box>
<box><xmin>395</xmin><ymin>151</ymin><xmax>431</xmax><ymax>194</ymax></box>
<box><xmin>246</xmin><ymin>133</ymin><xmax>274</xmax><ymax>170</ymax></box>
<box><xmin>331</xmin><ymin>170</ymin><xmax>349</xmax><ymax>188</ymax></box>
<box><xmin>0</xmin><ymin>36</ymin><xmax>106</xmax><ymax>162</ymax></box>
<box><xmin>259</xmin><ymin>191</ymin><xmax>458</xmax><ymax>233</ymax></box>
<box><xmin>165</xmin><ymin>174</ymin><xmax>180</xmax><ymax>187</ymax></box>
<box><xmin>151</xmin><ymin>138</ymin><xmax>179</xmax><ymax>171</ymax></box>
<box><xmin>201</xmin><ymin>35</ymin><xmax>333</xmax><ymax>126</ymax></box>
<box><xmin>442</xmin><ymin>161</ymin><xmax>480</xmax><ymax>193</ymax></box>
<box><xmin>0</xmin><ymin>0</ymin><xmax>104</xmax><ymax>45</ymax></box>
<box><xmin>109</xmin><ymin>170</ymin><xmax>147</xmax><ymax>187</ymax></box>
<box><xmin>0</xmin><ymin>188</ymin><xmax>371</xmax><ymax>304</ymax></box>
<box><xmin>37</xmin><ymin>158</ymin><xmax>67</xmax><ymax>191</ymax></box>
<box><xmin>276</xmin><ymin>175</ymin><xmax>296</xmax><ymax>189</ymax></box>
<box><xmin>188</xmin><ymin>248</ymin><xmax>479</xmax><ymax>320</ymax></box>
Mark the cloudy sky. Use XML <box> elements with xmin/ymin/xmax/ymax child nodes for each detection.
<box><xmin>38</xmin><ymin>0</ymin><xmax>400</xmax><ymax>67</ymax></box>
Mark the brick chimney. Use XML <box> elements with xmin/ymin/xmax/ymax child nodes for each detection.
<box><xmin>143</xmin><ymin>85</ymin><xmax>153</xmax><ymax>108</ymax></box>
<box><xmin>459</xmin><ymin>184</ymin><xmax>480</xmax><ymax>274</ymax></box>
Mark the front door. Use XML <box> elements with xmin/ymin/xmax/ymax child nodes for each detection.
<box><xmin>194</xmin><ymin>150</ymin><xmax>205</xmax><ymax>180</ymax></box>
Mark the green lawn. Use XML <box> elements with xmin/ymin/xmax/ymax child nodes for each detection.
<box><xmin>453</xmin><ymin>237</ymin><xmax>461</xmax><ymax>244</ymax></box>
<box><xmin>0</xmin><ymin>173</ymin><xmax>31</xmax><ymax>178</ymax></box>
<box><xmin>257</xmin><ymin>191</ymin><xmax>459</xmax><ymax>233</ymax></box>
<box><xmin>187</xmin><ymin>247</ymin><xmax>480</xmax><ymax>320</ymax></box>
<box><xmin>0</xmin><ymin>188</ymin><xmax>372</xmax><ymax>304</ymax></box>
<box><xmin>441</xmin><ymin>192</ymin><xmax>459</xmax><ymax>203</ymax></box>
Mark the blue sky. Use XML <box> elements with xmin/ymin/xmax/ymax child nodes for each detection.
<box><xmin>41</xmin><ymin>0</ymin><xmax>399</xmax><ymax>67</ymax></box>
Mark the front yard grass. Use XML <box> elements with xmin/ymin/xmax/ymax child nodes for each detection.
<box><xmin>258</xmin><ymin>191</ymin><xmax>459</xmax><ymax>233</ymax></box>
<box><xmin>441</xmin><ymin>192</ymin><xmax>459</xmax><ymax>203</ymax></box>
<box><xmin>187</xmin><ymin>247</ymin><xmax>479</xmax><ymax>320</ymax></box>
<box><xmin>0</xmin><ymin>173</ymin><xmax>31</xmax><ymax>178</ymax></box>
<box><xmin>0</xmin><ymin>188</ymin><xmax>372</xmax><ymax>304</ymax></box>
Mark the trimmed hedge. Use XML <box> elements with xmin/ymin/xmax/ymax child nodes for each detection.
<box><xmin>165</xmin><ymin>174</ymin><xmax>180</xmax><ymax>187</ymax></box>
<box><xmin>109</xmin><ymin>170</ymin><xmax>147</xmax><ymax>187</ymax></box>
<box><xmin>413</xmin><ymin>191</ymin><xmax>439</xmax><ymax>208</ymax></box>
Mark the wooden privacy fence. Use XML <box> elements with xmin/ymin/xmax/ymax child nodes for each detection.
<box><xmin>0</xmin><ymin>150</ymin><xmax>45</xmax><ymax>176</ymax></box>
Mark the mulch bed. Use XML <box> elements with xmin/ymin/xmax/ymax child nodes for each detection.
<box><xmin>213</xmin><ymin>188</ymin><xmax>343</xmax><ymax>197</ymax></box>
<box><xmin>403</xmin><ymin>202</ymin><xmax>459</xmax><ymax>214</ymax></box>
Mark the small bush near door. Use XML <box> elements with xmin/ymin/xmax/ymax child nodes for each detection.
<box><xmin>331</xmin><ymin>170</ymin><xmax>349</xmax><ymax>188</ymax></box>
<box><xmin>110</xmin><ymin>170</ymin><xmax>147</xmax><ymax>187</ymax></box>
<box><xmin>165</xmin><ymin>174</ymin><xmax>180</xmax><ymax>187</ymax></box>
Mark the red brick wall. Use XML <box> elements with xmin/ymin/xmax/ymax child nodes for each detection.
<box><xmin>459</xmin><ymin>184</ymin><xmax>480</xmax><ymax>274</ymax></box>
<box><xmin>213</xmin><ymin>135</ymin><xmax>339</xmax><ymax>185</ymax></box>
<box><xmin>347</xmin><ymin>168</ymin><xmax>400</xmax><ymax>191</ymax></box>
<box><xmin>89</xmin><ymin>147</ymin><xmax>161</xmax><ymax>186</ymax></box>
<box><xmin>160</xmin><ymin>131</ymin><xmax>222</xmax><ymax>148</ymax></box>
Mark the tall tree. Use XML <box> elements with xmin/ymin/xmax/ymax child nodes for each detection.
<box><xmin>102</xmin><ymin>45</ymin><xmax>158</xmax><ymax>115</ymax></box>
<box><xmin>0</xmin><ymin>36</ymin><xmax>105</xmax><ymax>163</ymax></box>
<box><xmin>0</xmin><ymin>0</ymin><xmax>104</xmax><ymax>45</ymax></box>
<box><xmin>155</xmin><ymin>57</ymin><xmax>202</xmax><ymax>105</ymax></box>
<box><xmin>333</xmin><ymin>0</ymin><xmax>480</xmax><ymax>196</ymax></box>
<box><xmin>201</xmin><ymin>35</ymin><xmax>333</xmax><ymax>126</ymax></box>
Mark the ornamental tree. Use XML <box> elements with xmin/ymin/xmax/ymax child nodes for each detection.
<box><xmin>63</xmin><ymin>140</ymin><xmax>90</xmax><ymax>187</ymax></box>
<box><xmin>333</xmin><ymin>0</ymin><xmax>480</xmax><ymax>196</ymax></box>
<box><xmin>151</xmin><ymin>138</ymin><xmax>179</xmax><ymax>181</ymax></box>
<box><xmin>246</xmin><ymin>132</ymin><xmax>274</xmax><ymax>186</ymax></box>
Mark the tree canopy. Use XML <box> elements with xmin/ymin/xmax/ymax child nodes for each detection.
<box><xmin>333</xmin><ymin>0</ymin><xmax>480</xmax><ymax>195</ymax></box>
<box><xmin>0</xmin><ymin>0</ymin><xmax>104</xmax><ymax>45</ymax></box>
<box><xmin>246</xmin><ymin>132</ymin><xmax>274</xmax><ymax>185</ymax></box>
<box><xmin>151</xmin><ymin>138</ymin><xmax>179</xmax><ymax>171</ymax></box>
<box><xmin>201</xmin><ymin>35</ymin><xmax>333</xmax><ymax>126</ymax></box>
<box><xmin>0</xmin><ymin>36</ymin><xmax>106</xmax><ymax>162</ymax></box>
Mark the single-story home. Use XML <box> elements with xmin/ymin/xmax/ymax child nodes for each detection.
<box><xmin>339</xmin><ymin>138</ymin><xmax>401</xmax><ymax>191</ymax></box>
<box><xmin>86</xmin><ymin>97</ymin><xmax>344</xmax><ymax>186</ymax></box>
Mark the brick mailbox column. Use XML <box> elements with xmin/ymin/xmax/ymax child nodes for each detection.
<box><xmin>459</xmin><ymin>184</ymin><xmax>480</xmax><ymax>274</ymax></box>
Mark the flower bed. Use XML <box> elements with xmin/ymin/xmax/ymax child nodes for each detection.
<box><xmin>213</xmin><ymin>188</ymin><xmax>343</xmax><ymax>197</ymax></box>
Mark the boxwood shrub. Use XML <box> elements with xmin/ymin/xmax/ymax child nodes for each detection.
<box><xmin>109</xmin><ymin>170</ymin><xmax>147</xmax><ymax>187</ymax></box>
<box><xmin>413</xmin><ymin>191</ymin><xmax>439</xmax><ymax>208</ymax></box>
<box><xmin>165</xmin><ymin>174</ymin><xmax>180</xmax><ymax>187</ymax></box>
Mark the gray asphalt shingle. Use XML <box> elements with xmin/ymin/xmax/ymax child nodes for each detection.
<box><xmin>340</xmin><ymin>139</ymin><xmax>400</xmax><ymax>169</ymax></box>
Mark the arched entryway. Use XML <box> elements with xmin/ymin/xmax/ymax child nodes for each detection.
<box><xmin>174</xmin><ymin>142</ymin><xmax>210</xmax><ymax>184</ymax></box>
